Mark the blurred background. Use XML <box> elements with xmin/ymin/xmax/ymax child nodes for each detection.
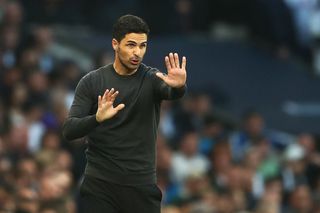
<box><xmin>0</xmin><ymin>0</ymin><xmax>320</xmax><ymax>212</ymax></box>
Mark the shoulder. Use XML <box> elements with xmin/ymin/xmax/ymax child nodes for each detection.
<box><xmin>81</xmin><ymin>64</ymin><xmax>112</xmax><ymax>82</ymax></box>
<box><xmin>140</xmin><ymin>63</ymin><xmax>159</xmax><ymax>79</ymax></box>
<box><xmin>88</xmin><ymin>64</ymin><xmax>112</xmax><ymax>78</ymax></box>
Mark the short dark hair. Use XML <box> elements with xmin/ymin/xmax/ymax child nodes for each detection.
<box><xmin>112</xmin><ymin>14</ymin><xmax>150</xmax><ymax>42</ymax></box>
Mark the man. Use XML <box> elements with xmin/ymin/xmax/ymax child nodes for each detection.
<box><xmin>62</xmin><ymin>14</ymin><xmax>187</xmax><ymax>212</ymax></box>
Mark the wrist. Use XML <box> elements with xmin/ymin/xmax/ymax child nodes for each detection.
<box><xmin>95</xmin><ymin>114</ymin><xmax>103</xmax><ymax>123</ymax></box>
<box><xmin>172</xmin><ymin>84</ymin><xmax>185</xmax><ymax>89</ymax></box>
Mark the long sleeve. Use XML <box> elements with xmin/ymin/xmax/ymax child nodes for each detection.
<box><xmin>151</xmin><ymin>70</ymin><xmax>186</xmax><ymax>100</ymax></box>
<box><xmin>158</xmin><ymin>81</ymin><xmax>186</xmax><ymax>100</ymax></box>
<box><xmin>62</xmin><ymin>74</ymin><xmax>100</xmax><ymax>141</ymax></box>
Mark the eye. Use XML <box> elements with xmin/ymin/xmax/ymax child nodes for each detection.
<box><xmin>127</xmin><ymin>43</ymin><xmax>135</xmax><ymax>48</ymax></box>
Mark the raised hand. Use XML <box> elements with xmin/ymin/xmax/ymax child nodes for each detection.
<box><xmin>156</xmin><ymin>52</ymin><xmax>187</xmax><ymax>88</ymax></box>
<box><xmin>96</xmin><ymin>88</ymin><xmax>125</xmax><ymax>123</ymax></box>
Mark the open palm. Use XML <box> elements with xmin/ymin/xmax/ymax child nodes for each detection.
<box><xmin>96</xmin><ymin>88</ymin><xmax>125</xmax><ymax>123</ymax></box>
<box><xmin>156</xmin><ymin>53</ymin><xmax>187</xmax><ymax>88</ymax></box>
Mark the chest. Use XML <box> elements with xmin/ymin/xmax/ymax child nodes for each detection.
<box><xmin>91</xmin><ymin>72</ymin><xmax>155</xmax><ymax>113</ymax></box>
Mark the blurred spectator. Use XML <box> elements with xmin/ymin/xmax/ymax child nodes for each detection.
<box><xmin>282</xmin><ymin>143</ymin><xmax>308</xmax><ymax>193</ymax></box>
<box><xmin>35</xmin><ymin>130</ymin><xmax>62</xmax><ymax>169</ymax></box>
<box><xmin>39</xmin><ymin>169</ymin><xmax>75</xmax><ymax>213</ymax></box>
<box><xmin>170</xmin><ymin>96</ymin><xmax>198</xmax><ymax>146</ymax></box>
<box><xmin>2</xmin><ymin>1</ymin><xmax>23</xmax><ymax>28</ymax></box>
<box><xmin>230</xmin><ymin>111</ymin><xmax>292</xmax><ymax>162</ymax></box>
<box><xmin>54</xmin><ymin>150</ymin><xmax>73</xmax><ymax>171</ymax></box>
<box><xmin>7</xmin><ymin>118</ymin><xmax>29</xmax><ymax>161</ymax></box>
<box><xmin>0</xmin><ymin>98</ymin><xmax>10</xmax><ymax>134</ymax></box>
<box><xmin>15</xmin><ymin>186</ymin><xmax>39</xmax><ymax>213</ymax></box>
<box><xmin>15</xmin><ymin>157</ymin><xmax>39</xmax><ymax>189</ymax></box>
<box><xmin>92</xmin><ymin>49</ymin><xmax>113</xmax><ymax>70</ymax></box>
<box><xmin>170</xmin><ymin>131</ymin><xmax>209</xmax><ymax>184</ymax></box>
<box><xmin>159</xmin><ymin>101</ymin><xmax>177</xmax><ymax>143</ymax></box>
<box><xmin>9</xmin><ymin>83</ymin><xmax>28</xmax><ymax>124</ymax></box>
<box><xmin>55</xmin><ymin>60</ymin><xmax>82</xmax><ymax>91</ymax></box>
<box><xmin>208</xmin><ymin>141</ymin><xmax>233</xmax><ymax>190</ymax></box>
<box><xmin>0</xmin><ymin>66</ymin><xmax>23</xmax><ymax>105</ymax></box>
<box><xmin>198</xmin><ymin>114</ymin><xmax>225</xmax><ymax>156</ymax></box>
<box><xmin>30</xmin><ymin>25</ymin><xmax>55</xmax><ymax>73</ymax></box>
<box><xmin>298</xmin><ymin>133</ymin><xmax>320</xmax><ymax>188</ymax></box>
<box><xmin>242</xmin><ymin>146</ymin><xmax>266</xmax><ymax>200</ymax></box>
<box><xmin>254</xmin><ymin>176</ymin><xmax>285</xmax><ymax>212</ymax></box>
<box><xmin>181</xmin><ymin>174</ymin><xmax>216</xmax><ymax>213</ymax></box>
<box><xmin>0</xmin><ymin>24</ymin><xmax>20</xmax><ymax>69</ymax></box>
<box><xmin>161</xmin><ymin>206</ymin><xmax>181</xmax><ymax>213</ymax></box>
<box><xmin>214</xmin><ymin>189</ymin><xmax>237</xmax><ymax>213</ymax></box>
<box><xmin>287</xmin><ymin>184</ymin><xmax>314</xmax><ymax>213</ymax></box>
<box><xmin>0</xmin><ymin>185</ymin><xmax>15</xmax><ymax>212</ymax></box>
<box><xmin>172</xmin><ymin>93</ymin><xmax>213</xmax><ymax>147</ymax></box>
<box><xmin>23</xmin><ymin>102</ymin><xmax>46</xmax><ymax>154</ymax></box>
<box><xmin>16</xmin><ymin>47</ymin><xmax>39</xmax><ymax>73</ymax></box>
<box><xmin>230</xmin><ymin>111</ymin><xmax>266</xmax><ymax>161</ymax></box>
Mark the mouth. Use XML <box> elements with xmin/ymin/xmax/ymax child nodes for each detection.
<box><xmin>130</xmin><ymin>58</ymin><xmax>140</xmax><ymax>65</ymax></box>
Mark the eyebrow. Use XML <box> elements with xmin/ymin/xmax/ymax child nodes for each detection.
<box><xmin>126</xmin><ymin>40</ymin><xmax>147</xmax><ymax>45</ymax></box>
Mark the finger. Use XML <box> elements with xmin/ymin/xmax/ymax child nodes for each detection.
<box><xmin>169</xmin><ymin>52</ymin><xmax>176</xmax><ymax>68</ymax></box>
<box><xmin>107</xmin><ymin>88</ymin><xmax>115</xmax><ymax>100</ymax></box>
<box><xmin>98</xmin><ymin>95</ymin><xmax>102</xmax><ymax>108</ymax></box>
<box><xmin>181</xmin><ymin>56</ymin><xmax>187</xmax><ymax>70</ymax></box>
<box><xmin>110</xmin><ymin>90</ymin><xmax>119</xmax><ymax>102</ymax></box>
<box><xmin>164</xmin><ymin>56</ymin><xmax>171</xmax><ymax>70</ymax></box>
<box><xmin>174</xmin><ymin>53</ymin><xmax>180</xmax><ymax>68</ymax></box>
<box><xmin>115</xmin><ymin>103</ymin><xmax>125</xmax><ymax>111</ymax></box>
<box><xmin>156</xmin><ymin>72</ymin><xmax>167</xmax><ymax>81</ymax></box>
<box><xmin>102</xmin><ymin>89</ymin><xmax>109</xmax><ymax>101</ymax></box>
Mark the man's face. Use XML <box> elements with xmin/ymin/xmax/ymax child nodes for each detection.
<box><xmin>113</xmin><ymin>33</ymin><xmax>147</xmax><ymax>73</ymax></box>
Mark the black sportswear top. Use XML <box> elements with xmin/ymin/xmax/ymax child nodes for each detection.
<box><xmin>62</xmin><ymin>63</ymin><xmax>186</xmax><ymax>185</ymax></box>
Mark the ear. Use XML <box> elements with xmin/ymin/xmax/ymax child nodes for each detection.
<box><xmin>112</xmin><ymin>39</ymin><xmax>118</xmax><ymax>51</ymax></box>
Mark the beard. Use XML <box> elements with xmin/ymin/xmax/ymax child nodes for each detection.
<box><xmin>117</xmin><ymin>47</ymin><xmax>142</xmax><ymax>72</ymax></box>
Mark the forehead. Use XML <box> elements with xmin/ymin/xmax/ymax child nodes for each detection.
<box><xmin>121</xmin><ymin>33</ymin><xmax>147</xmax><ymax>43</ymax></box>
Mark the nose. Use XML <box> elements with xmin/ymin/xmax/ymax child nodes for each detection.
<box><xmin>133</xmin><ymin>46</ymin><xmax>141</xmax><ymax>56</ymax></box>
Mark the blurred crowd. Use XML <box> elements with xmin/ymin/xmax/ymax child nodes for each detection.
<box><xmin>157</xmin><ymin>99</ymin><xmax>320</xmax><ymax>213</ymax></box>
<box><xmin>0</xmin><ymin>0</ymin><xmax>319</xmax><ymax>213</ymax></box>
<box><xmin>19</xmin><ymin>0</ymin><xmax>320</xmax><ymax>70</ymax></box>
<box><xmin>0</xmin><ymin>1</ymin><xmax>86</xmax><ymax>212</ymax></box>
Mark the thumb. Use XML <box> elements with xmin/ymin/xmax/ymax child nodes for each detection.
<box><xmin>115</xmin><ymin>103</ymin><xmax>125</xmax><ymax>111</ymax></box>
<box><xmin>156</xmin><ymin>72</ymin><xmax>167</xmax><ymax>81</ymax></box>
